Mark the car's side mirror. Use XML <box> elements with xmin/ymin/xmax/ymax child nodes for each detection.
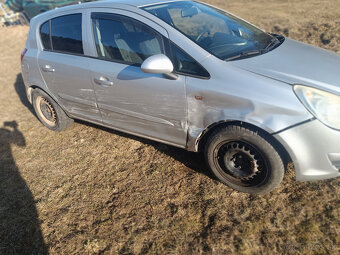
<box><xmin>141</xmin><ymin>54</ymin><xmax>178</xmax><ymax>80</ymax></box>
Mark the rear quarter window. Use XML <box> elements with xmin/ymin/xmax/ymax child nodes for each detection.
<box><xmin>50</xmin><ymin>14</ymin><xmax>83</xmax><ymax>55</ymax></box>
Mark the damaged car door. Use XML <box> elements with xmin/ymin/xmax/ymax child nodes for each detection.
<box><xmin>87</xmin><ymin>10</ymin><xmax>187</xmax><ymax>147</ymax></box>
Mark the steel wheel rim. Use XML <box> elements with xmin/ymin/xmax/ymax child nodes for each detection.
<box><xmin>36</xmin><ymin>96</ymin><xmax>57</xmax><ymax>127</ymax></box>
<box><xmin>213</xmin><ymin>140</ymin><xmax>269</xmax><ymax>187</ymax></box>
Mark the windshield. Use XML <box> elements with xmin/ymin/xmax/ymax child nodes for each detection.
<box><xmin>142</xmin><ymin>1</ymin><xmax>278</xmax><ymax>61</ymax></box>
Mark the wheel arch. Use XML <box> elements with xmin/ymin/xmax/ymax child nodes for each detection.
<box><xmin>26</xmin><ymin>85</ymin><xmax>40</xmax><ymax>103</ymax></box>
<box><xmin>28</xmin><ymin>85</ymin><xmax>70</xmax><ymax>117</ymax></box>
<box><xmin>195</xmin><ymin>120</ymin><xmax>292</xmax><ymax>168</ymax></box>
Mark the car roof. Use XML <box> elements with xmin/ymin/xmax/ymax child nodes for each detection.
<box><xmin>99</xmin><ymin>0</ymin><xmax>184</xmax><ymax>7</ymax></box>
<box><xmin>30</xmin><ymin>0</ymin><xmax>185</xmax><ymax>23</ymax></box>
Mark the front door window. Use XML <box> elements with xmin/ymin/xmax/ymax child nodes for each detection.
<box><xmin>92</xmin><ymin>13</ymin><xmax>164</xmax><ymax>65</ymax></box>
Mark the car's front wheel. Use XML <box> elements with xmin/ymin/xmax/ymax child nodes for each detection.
<box><xmin>205</xmin><ymin>125</ymin><xmax>284</xmax><ymax>194</ymax></box>
<box><xmin>32</xmin><ymin>89</ymin><xmax>73</xmax><ymax>131</ymax></box>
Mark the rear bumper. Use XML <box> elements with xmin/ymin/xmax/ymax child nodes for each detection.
<box><xmin>274</xmin><ymin>119</ymin><xmax>340</xmax><ymax>181</ymax></box>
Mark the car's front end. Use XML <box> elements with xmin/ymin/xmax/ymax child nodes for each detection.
<box><xmin>230</xmin><ymin>37</ymin><xmax>340</xmax><ymax>181</ymax></box>
<box><xmin>142</xmin><ymin>0</ymin><xmax>340</xmax><ymax>185</ymax></box>
<box><xmin>275</xmin><ymin>119</ymin><xmax>340</xmax><ymax>181</ymax></box>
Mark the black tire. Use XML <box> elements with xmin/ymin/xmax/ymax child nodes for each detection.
<box><xmin>32</xmin><ymin>89</ymin><xmax>73</xmax><ymax>131</ymax></box>
<box><xmin>204</xmin><ymin>125</ymin><xmax>284</xmax><ymax>194</ymax></box>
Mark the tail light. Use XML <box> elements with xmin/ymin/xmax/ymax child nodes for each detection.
<box><xmin>21</xmin><ymin>48</ymin><xmax>27</xmax><ymax>63</ymax></box>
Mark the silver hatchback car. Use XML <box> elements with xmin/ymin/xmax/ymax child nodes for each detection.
<box><xmin>21</xmin><ymin>0</ymin><xmax>340</xmax><ymax>194</ymax></box>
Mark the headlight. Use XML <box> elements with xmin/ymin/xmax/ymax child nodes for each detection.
<box><xmin>294</xmin><ymin>85</ymin><xmax>340</xmax><ymax>130</ymax></box>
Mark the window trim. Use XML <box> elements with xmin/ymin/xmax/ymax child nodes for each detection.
<box><xmin>49</xmin><ymin>19</ymin><xmax>52</xmax><ymax>50</ymax></box>
<box><xmin>39</xmin><ymin>20</ymin><xmax>52</xmax><ymax>50</ymax></box>
<box><xmin>38</xmin><ymin>11</ymin><xmax>210</xmax><ymax>79</ymax></box>
<box><xmin>90</xmin><ymin>12</ymin><xmax>166</xmax><ymax>67</ymax></box>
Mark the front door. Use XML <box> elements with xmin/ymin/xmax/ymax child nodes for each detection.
<box><xmin>86</xmin><ymin>10</ymin><xmax>187</xmax><ymax>147</ymax></box>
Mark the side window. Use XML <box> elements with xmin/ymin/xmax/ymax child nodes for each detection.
<box><xmin>51</xmin><ymin>14</ymin><xmax>83</xmax><ymax>55</ymax></box>
<box><xmin>92</xmin><ymin>13</ymin><xmax>164</xmax><ymax>65</ymax></box>
<box><xmin>40</xmin><ymin>21</ymin><xmax>51</xmax><ymax>50</ymax></box>
<box><xmin>171</xmin><ymin>43</ymin><xmax>210</xmax><ymax>78</ymax></box>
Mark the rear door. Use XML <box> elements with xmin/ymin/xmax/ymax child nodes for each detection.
<box><xmin>85</xmin><ymin>9</ymin><xmax>188</xmax><ymax>147</ymax></box>
<box><xmin>38</xmin><ymin>12</ymin><xmax>101</xmax><ymax>122</ymax></box>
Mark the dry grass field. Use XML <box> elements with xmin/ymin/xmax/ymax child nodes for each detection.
<box><xmin>0</xmin><ymin>0</ymin><xmax>339</xmax><ymax>254</ymax></box>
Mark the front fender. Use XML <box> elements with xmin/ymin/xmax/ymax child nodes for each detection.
<box><xmin>185</xmin><ymin>57</ymin><xmax>312</xmax><ymax>151</ymax></box>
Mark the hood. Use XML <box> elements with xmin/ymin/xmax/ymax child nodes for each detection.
<box><xmin>231</xmin><ymin>38</ymin><xmax>340</xmax><ymax>94</ymax></box>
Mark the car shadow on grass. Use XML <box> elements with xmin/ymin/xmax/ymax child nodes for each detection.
<box><xmin>75</xmin><ymin>120</ymin><xmax>215</xmax><ymax>179</ymax></box>
<box><xmin>0</xmin><ymin>121</ymin><xmax>48</xmax><ymax>254</ymax></box>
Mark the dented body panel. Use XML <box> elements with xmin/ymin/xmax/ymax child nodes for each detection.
<box><xmin>185</xmin><ymin>56</ymin><xmax>313</xmax><ymax>151</ymax></box>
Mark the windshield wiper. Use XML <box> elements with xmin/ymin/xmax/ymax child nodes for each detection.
<box><xmin>264</xmin><ymin>37</ymin><xmax>281</xmax><ymax>51</ymax></box>
<box><xmin>225</xmin><ymin>50</ymin><xmax>262</xmax><ymax>61</ymax></box>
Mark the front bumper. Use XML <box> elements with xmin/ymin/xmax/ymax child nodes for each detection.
<box><xmin>274</xmin><ymin>119</ymin><xmax>340</xmax><ymax>181</ymax></box>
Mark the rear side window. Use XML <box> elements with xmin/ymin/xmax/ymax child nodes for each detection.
<box><xmin>171</xmin><ymin>43</ymin><xmax>210</xmax><ymax>78</ymax></box>
<box><xmin>40</xmin><ymin>21</ymin><xmax>51</xmax><ymax>50</ymax></box>
<box><xmin>50</xmin><ymin>14</ymin><xmax>83</xmax><ymax>55</ymax></box>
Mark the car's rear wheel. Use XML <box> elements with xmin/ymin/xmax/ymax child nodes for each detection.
<box><xmin>32</xmin><ymin>89</ymin><xmax>73</xmax><ymax>131</ymax></box>
<box><xmin>205</xmin><ymin>125</ymin><xmax>284</xmax><ymax>194</ymax></box>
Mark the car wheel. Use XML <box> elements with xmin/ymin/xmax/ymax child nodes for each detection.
<box><xmin>32</xmin><ymin>89</ymin><xmax>73</xmax><ymax>131</ymax></box>
<box><xmin>205</xmin><ymin>125</ymin><xmax>284</xmax><ymax>194</ymax></box>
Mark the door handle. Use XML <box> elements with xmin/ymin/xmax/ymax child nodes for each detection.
<box><xmin>42</xmin><ymin>65</ymin><xmax>55</xmax><ymax>73</ymax></box>
<box><xmin>94</xmin><ymin>76</ymin><xmax>114</xmax><ymax>87</ymax></box>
